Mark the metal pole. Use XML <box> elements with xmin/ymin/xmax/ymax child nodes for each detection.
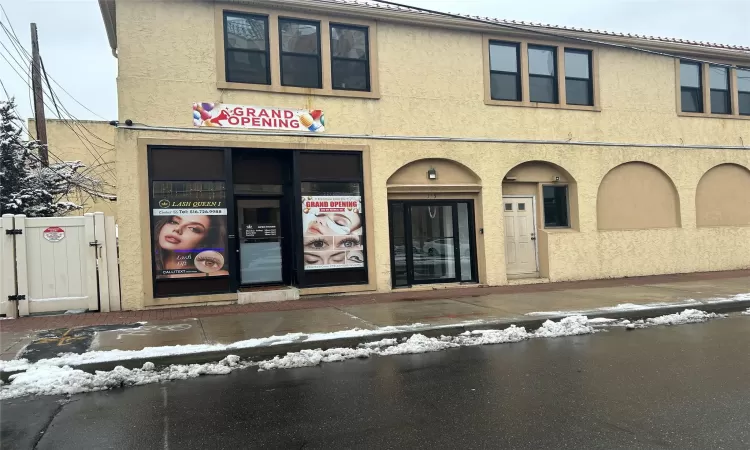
<box><xmin>30</xmin><ymin>23</ymin><xmax>48</xmax><ymax>166</ymax></box>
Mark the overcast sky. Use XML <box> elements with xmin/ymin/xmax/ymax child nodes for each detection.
<box><xmin>1</xmin><ymin>0</ymin><xmax>748</xmax><ymax>121</ymax></box>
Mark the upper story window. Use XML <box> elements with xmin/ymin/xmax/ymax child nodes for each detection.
<box><xmin>224</xmin><ymin>13</ymin><xmax>270</xmax><ymax>85</ymax></box>
<box><xmin>680</xmin><ymin>61</ymin><xmax>703</xmax><ymax>113</ymax></box>
<box><xmin>219</xmin><ymin>8</ymin><xmax>378</xmax><ymax>98</ymax></box>
<box><xmin>484</xmin><ymin>38</ymin><xmax>598</xmax><ymax>111</ymax></box>
<box><xmin>709</xmin><ymin>65</ymin><xmax>730</xmax><ymax>114</ymax></box>
<box><xmin>528</xmin><ymin>45</ymin><xmax>557</xmax><ymax>103</ymax></box>
<box><xmin>738</xmin><ymin>68</ymin><xmax>750</xmax><ymax>116</ymax></box>
<box><xmin>488</xmin><ymin>41</ymin><xmax>521</xmax><ymax>101</ymax></box>
<box><xmin>564</xmin><ymin>49</ymin><xmax>593</xmax><ymax>106</ymax></box>
<box><xmin>279</xmin><ymin>18</ymin><xmax>321</xmax><ymax>88</ymax></box>
<box><xmin>330</xmin><ymin>24</ymin><xmax>370</xmax><ymax>91</ymax></box>
<box><xmin>678</xmin><ymin>61</ymin><xmax>748</xmax><ymax>118</ymax></box>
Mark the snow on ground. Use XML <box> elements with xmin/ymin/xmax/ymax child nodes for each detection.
<box><xmin>0</xmin><ymin>309</ymin><xmax>732</xmax><ymax>399</ymax></box>
<box><xmin>0</xmin><ymin>322</ymin><xmax>449</xmax><ymax>373</ymax></box>
<box><xmin>705</xmin><ymin>292</ymin><xmax>750</xmax><ymax>303</ymax></box>
<box><xmin>526</xmin><ymin>292</ymin><xmax>750</xmax><ymax>317</ymax></box>
<box><xmin>525</xmin><ymin>300</ymin><xmax>701</xmax><ymax>316</ymax></box>
<box><xmin>0</xmin><ymin>356</ymin><xmax>248</xmax><ymax>399</ymax></box>
<box><xmin>742</xmin><ymin>308</ymin><xmax>750</xmax><ymax>316</ymax></box>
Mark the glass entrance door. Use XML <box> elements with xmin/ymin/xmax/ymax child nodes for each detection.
<box><xmin>237</xmin><ymin>199</ymin><xmax>284</xmax><ymax>285</ymax></box>
<box><xmin>389</xmin><ymin>200</ymin><xmax>478</xmax><ymax>287</ymax></box>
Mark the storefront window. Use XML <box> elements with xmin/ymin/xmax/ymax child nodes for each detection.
<box><xmin>149</xmin><ymin>148</ymin><xmax>230</xmax><ymax>298</ymax></box>
<box><xmin>389</xmin><ymin>203</ymin><xmax>408</xmax><ymax>288</ymax></box>
<box><xmin>457</xmin><ymin>203</ymin><xmax>474</xmax><ymax>281</ymax></box>
<box><xmin>301</xmin><ymin>182</ymin><xmax>364</xmax><ymax>271</ymax></box>
<box><xmin>151</xmin><ymin>181</ymin><xmax>229</xmax><ymax>279</ymax></box>
<box><xmin>412</xmin><ymin>205</ymin><xmax>456</xmax><ymax>281</ymax></box>
<box><xmin>389</xmin><ymin>200</ymin><xmax>477</xmax><ymax>287</ymax></box>
<box><xmin>298</xmin><ymin>152</ymin><xmax>367</xmax><ymax>287</ymax></box>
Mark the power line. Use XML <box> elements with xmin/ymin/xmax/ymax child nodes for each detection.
<box><xmin>0</xmin><ymin>7</ymin><xmax>109</xmax><ymax>121</ymax></box>
<box><xmin>0</xmin><ymin>17</ymin><xmax>115</xmax><ymax>154</ymax></box>
<box><xmin>0</xmin><ymin>43</ymin><xmax>117</xmax><ymax>185</ymax></box>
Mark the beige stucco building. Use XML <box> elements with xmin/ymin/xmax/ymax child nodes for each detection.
<box><xmin>97</xmin><ymin>0</ymin><xmax>750</xmax><ymax>311</ymax></box>
<box><xmin>28</xmin><ymin>118</ymin><xmax>117</xmax><ymax>218</ymax></box>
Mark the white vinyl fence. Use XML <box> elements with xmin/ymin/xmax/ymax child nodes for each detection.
<box><xmin>1</xmin><ymin>213</ymin><xmax>120</xmax><ymax>317</ymax></box>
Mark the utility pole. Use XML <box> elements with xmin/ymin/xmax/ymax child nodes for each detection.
<box><xmin>30</xmin><ymin>23</ymin><xmax>48</xmax><ymax>166</ymax></box>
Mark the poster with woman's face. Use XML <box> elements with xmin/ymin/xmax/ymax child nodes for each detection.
<box><xmin>302</xmin><ymin>196</ymin><xmax>365</xmax><ymax>270</ymax></box>
<box><xmin>153</xmin><ymin>195</ymin><xmax>229</xmax><ymax>279</ymax></box>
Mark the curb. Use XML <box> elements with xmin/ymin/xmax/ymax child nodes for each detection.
<box><xmin>2</xmin><ymin>300</ymin><xmax>749</xmax><ymax>382</ymax></box>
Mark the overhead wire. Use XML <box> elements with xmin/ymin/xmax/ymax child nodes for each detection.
<box><xmin>0</xmin><ymin>39</ymin><xmax>117</xmax><ymax>186</ymax></box>
<box><xmin>0</xmin><ymin>43</ymin><xmax>117</xmax><ymax>196</ymax></box>
<box><xmin>0</xmin><ymin>18</ymin><xmax>115</xmax><ymax>151</ymax></box>
<box><xmin>0</xmin><ymin>5</ymin><xmax>109</xmax><ymax>121</ymax></box>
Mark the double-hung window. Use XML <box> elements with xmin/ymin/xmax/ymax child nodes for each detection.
<box><xmin>528</xmin><ymin>45</ymin><xmax>558</xmax><ymax>103</ymax></box>
<box><xmin>330</xmin><ymin>24</ymin><xmax>370</xmax><ymax>91</ymax></box>
<box><xmin>709</xmin><ymin>65</ymin><xmax>731</xmax><ymax>114</ymax></box>
<box><xmin>224</xmin><ymin>13</ymin><xmax>270</xmax><ymax>85</ymax></box>
<box><xmin>488</xmin><ymin>41</ymin><xmax>521</xmax><ymax>101</ymax></box>
<box><xmin>739</xmin><ymin>68</ymin><xmax>750</xmax><ymax>116</ymax></box>
<box><xmin>564</xmin><ymin>49</ymin><xmax>593</xmax><ymax>106</ymax></box>
<box><xmin>680</xmin><ymin>61</ymin><xmax>703</xmax><ymax>113</ymax></box>
<box><xmin>279</xmin><ymin>18</ymin><xmax>322</xmax><ymax>89</ymax></box>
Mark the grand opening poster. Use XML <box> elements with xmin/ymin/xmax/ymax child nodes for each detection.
<box><xmin>302</xmin><ymin>196</ymin><xmax>364</xmax><ymax>270</ymax></box>
<box><xmin>152</xmin><ymin>196</ymin><xmax>229</xmax><ymax>279</ymax></box>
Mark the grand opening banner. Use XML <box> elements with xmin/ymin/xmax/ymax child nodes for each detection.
<box><xmin>193</xmin><ymin>102</ymin><xmax>325</xmax><ymax>132</ymax></box>
<box><xmin>302</xmin><ymin>196</ymin><xmax>365</xmax><ymax>270</ymax></box>
<box><xmin>152</xmin><ymin>195</ymin><xmax>229</xmax><ymax>279</ymax></box>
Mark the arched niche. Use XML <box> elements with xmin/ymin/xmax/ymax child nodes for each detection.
<box><xmin>597</xmin><ymin>162</ymin><xmax>681</xmax><ymax>230</ymax></box>
<box><xmin>696</xmin><ymin>163</ymin><xmax>750</xmax><ymax>227</ymax></box>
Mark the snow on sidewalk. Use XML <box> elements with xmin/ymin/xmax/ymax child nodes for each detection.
<box><xmin>525</xmin><ymin>292</ymin><xmax>750</xmax><ymax>317</ymax></box>
<box><xmin>0</xmin><ymin>309</ymin><xmax>729</xmax><ymax>399</ymax></box>
<box><xmin>0</xmin><ymin>322</ymin><xmax>439</xmax><ymax>373</ymax></box>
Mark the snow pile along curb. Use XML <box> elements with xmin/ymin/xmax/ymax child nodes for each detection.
<box><xmin>0</xmin><ymin>356</ymin><xmax>248</xmax><ymax>399</ymax></box>
<box><xmin>0</xmin><ymin>309</ymin><xmax>731</xmax><ymax>399</ymax></box>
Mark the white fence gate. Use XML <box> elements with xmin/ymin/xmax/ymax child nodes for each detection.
<box><xmin>1</xmin><ymin>213</ymin><xmax>120</xmax><ymax>317</ymax></box>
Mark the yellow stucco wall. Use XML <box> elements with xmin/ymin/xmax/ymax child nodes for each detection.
<box><xmin>28</xmin><ymin>119</ymin><xmax>117</xmax><ymax>219</ymax></box>
<box><xmin>111</xmin><ymin>0</ymin><xmax>750</xmax><ymax>309</ymax></box>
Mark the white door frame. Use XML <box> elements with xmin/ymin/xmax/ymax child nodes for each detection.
<box><xmin>502</xmin><ymin>195</ymin><xmax>540</xmax><ymax>274</ymax></box>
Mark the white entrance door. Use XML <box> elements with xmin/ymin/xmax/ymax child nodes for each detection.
<box><xmin>503</xmin><ymin>196</ymin><xmax>538</xmax><ymax>275</ymax></box>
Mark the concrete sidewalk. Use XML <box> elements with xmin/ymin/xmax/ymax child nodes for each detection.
<box><xmin>2</xmin><ymin>271</ymin><xmax>750</xmax><ymax>368</ymax></box>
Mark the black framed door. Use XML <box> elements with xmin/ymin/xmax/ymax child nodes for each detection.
<box><xmin>389</xmin><ymin>200</ymin><xmax>478</xmax><ymax>287</ymax></box>
<box><xmin>236</xmin><ymin>197</ymin><xmax>291</xmax><ymax>286</ymax></box>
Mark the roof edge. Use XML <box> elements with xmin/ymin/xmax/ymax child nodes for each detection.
<box><xmin>98</xmin><ymin>0</ymin><xmax>117</xmax><ymax>57</ymax></box>
<box><xmin>254</xmin><ymin>0</ymin><xmax>750</xmax><ymax>62</ymax></box>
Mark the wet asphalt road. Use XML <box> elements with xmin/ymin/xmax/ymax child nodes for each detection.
<box><xmin>2</xmin><ymin>315</ymin><xmax>750</xmax><ymax>450</ymax></box>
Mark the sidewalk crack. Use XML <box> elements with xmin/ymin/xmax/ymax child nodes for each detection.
<box><xmin>333</xmin><ymin>307</ymin><xmax>376</xmax><ymax>328</ymax></box>
<box><xmin>197</xmin><ymin>318</ymin><xmax>209</xmax><ymax>344</ymax></box>
<box><xmin>32</xmin><ymin>398</ymin><xmax>73</xmax><ymax>449</ymax></box>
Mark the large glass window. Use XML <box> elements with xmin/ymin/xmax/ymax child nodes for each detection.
<box><xmin>528</xmin><ymin>45</ymin><xmax>557</xmax><ymax>103</ymax></box>
<box><xmin>279</xmin><ymin>18</ymin><xmax>321</xmax><ymax>88</ymax></box>
<box><xmin>299</xmin><ymin>151</ymin><xmax>367</xmax><ymax>288</ymax></box>
<box><xmin>389</xmin><ymin>201</ymin><xmax>477</xmax><ymax>287</ymax></box>
<box><xmin>680</xmin><ymin>61</ymin><xmax>703</xmax><ymax>113</ymax></box>
<box><xmin>565</xmin><ymin>49</ymin><xmax>592</xmax><ymax>106</ymax></box>
<box><xmin>330</xmin><ymin>24</ymin><xmax>370</xmax><ymax>91</ymax></box>
<box><xmin>738</xmin><ymin>68</ymin><xmax>750</xmax><ymax>116</ymax></box>
<box><xmin>149</xmin><ymin>148</ymin><xmax>230</xmax><ymax>298</ymax></box>
<box><xmin>709</xmin><ymin>66</ymin><xmax>731</xmax><ymax>114</ymax></box>
<box><xmin>543</xmin><ymin>185</ymin><xmax>569</xmax><ymax>228</ymax></box>
<box><xmin>489</xmin><ymin>41</ymin><xmax>521</xmax><ymax>101</ymax></box>
<box><xmin>224</xmin><ymin>12</ymin><xmax>270</xmax><ymax>85</ymax></box>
